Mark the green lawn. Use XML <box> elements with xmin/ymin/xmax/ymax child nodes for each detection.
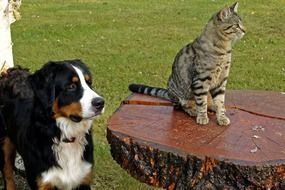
<box><xmin>10</xmin><ymin>0</ymin><xmax>285</xmax><ymax>189</ymax></box>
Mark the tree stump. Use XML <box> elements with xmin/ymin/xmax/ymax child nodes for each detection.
<box><xmin>107</xmin><ymin>90</ymin><xmax>285</xmax><ymax>190</ymax></box>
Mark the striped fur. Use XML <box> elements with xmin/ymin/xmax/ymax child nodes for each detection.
<box><xmin>129</xmin><ymin>84</ymin><xmax>172</xmax><ymax>101</ymax></box>
<box><xmin>129</xmin><ymin>2</ymin><xmax>245</xmax><ymax>126</ymax></box>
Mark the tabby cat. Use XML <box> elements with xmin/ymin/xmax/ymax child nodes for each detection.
<box><xmin>129</xmin><ymin>2</ymin><xmax>245</xmax><ymax>126</ymax></box>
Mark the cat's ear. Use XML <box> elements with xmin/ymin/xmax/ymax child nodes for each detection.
<box><xmin>218</xmin><ymin>7</ymin><xmax>231</xmax><ymax>21</ymax></box>
<box><xmin>230</xmin><ymin>2</ymin><xmax>239</xmax><ymax>13</ymax></box>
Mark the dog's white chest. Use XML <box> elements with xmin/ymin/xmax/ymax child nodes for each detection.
<box><xmin>41</xmin><ymin>139</ymin><xmax>92</xmax><ymax>190</ymax></box>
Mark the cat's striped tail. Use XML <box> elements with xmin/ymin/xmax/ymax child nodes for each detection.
<box><xmin>129</xmin><ymin>84</ymin><xmax>172</xmax><ymax>101</ymax></box>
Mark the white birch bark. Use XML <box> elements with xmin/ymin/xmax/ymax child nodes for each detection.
<box><xmin>0</xmin><ymin>0</ymin><xmax>21</xmax><ymax>72</ymax></box>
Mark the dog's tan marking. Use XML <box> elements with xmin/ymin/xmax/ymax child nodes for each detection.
<box><xmin>80</xmin><ymin>171</ymin><xmax>92</xmax><ymax>185</ymax></box>
<box><xmin>37</xmin><ymin>178</ymin><xmax>55</xmax><ymax>190</ymax></box>
<box><xmin>2</xmin><ymin>137</ymin><xmax>16</xmax><ymax>190</ymax></box>
<box><xmin>84</xmin><ymin>74</ymin><xmax>91</xmax><ymax>84</ymax></box>
<box><xmin>53</xmin><ymin>98</ymin><xmax>82</xmax><ymax>118</ymax></box>
<box><xmin>72</xmin><ymin>76</ymin><xmax>79</xmax><ymax>83</ymax></box>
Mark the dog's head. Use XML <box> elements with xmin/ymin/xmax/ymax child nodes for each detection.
<box><xmin>29</xmin><ymin>59</ymin><xmax>104</xmax><ymax>123</ymax></box>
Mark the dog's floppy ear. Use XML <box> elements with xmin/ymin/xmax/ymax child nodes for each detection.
<box><xmin>28</xmin><ymin>62</ymin><xmax>59</xmax><ymax>110</ymax></box>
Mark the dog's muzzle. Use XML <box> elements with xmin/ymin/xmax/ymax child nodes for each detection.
<box><xmin>69</xmin><ymin>97</ymin><xmax>104</xmax><ymax>123</ymax></box>
<box><xmin>91</xmin><ymin>97</ymin><xmax>105</xmax><ymax>114</ymax></box>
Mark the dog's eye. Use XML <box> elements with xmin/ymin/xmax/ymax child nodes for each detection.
<box><xmin>66</xmin><ymin>83</ymin><xmax>77</xmax><ymax>91</ymax></box>
<box><xmin>86</xmin><ymin>80</ymin><xmax>92</xmax><ymax>86</ymax></box>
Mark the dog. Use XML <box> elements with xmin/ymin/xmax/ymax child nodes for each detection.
<box><xmin>0</xmin><ymin>59</ymin><xmax>104</xmax><ymax>190</ymax></box>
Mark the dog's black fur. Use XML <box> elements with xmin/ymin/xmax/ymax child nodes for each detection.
<box><xmin>0</xmin><ymin>60</ymin><xmax>104</xmax><ymax>190</ymax></box>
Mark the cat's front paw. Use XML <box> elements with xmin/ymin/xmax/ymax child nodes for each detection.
<box><xmin>217</xmin><ymin>115</ymin><xmax>230</xmax><ymax>126</ymax></box>
<box><xmin>196</xmin><ymin>116</ymin><xmax>209</xmax><ymax>125</ymax></box>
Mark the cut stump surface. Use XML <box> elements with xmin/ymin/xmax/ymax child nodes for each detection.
<box><xmin>107</xmin><ymin>90</ymin><xmax>285</xmax><ymax>189</ymax></box>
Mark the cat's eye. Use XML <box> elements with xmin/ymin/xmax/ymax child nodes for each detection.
<box><xmin>238</xmin><ymin>24</ymin><xmax>245</xmax><ymax>33</ymax></box>
<box><xmin>224</xmin><ymin>25</ymin><xmax>233</xmax><ymax>31</ymax></box>
<box><xmin>237</xmin><ymin>24</ymin><xmax>242</xmax><ymax>29</ymax></box>
<box><xmin>66</xmin><ymin>83</ymin><xmax>77</xmax><ymax>91</ymax></box>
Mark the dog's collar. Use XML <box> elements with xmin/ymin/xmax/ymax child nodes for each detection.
<box><xmin>62</xmin><ymin>137</ymin><xmax>76</xmax><ymax>143</ymax></box>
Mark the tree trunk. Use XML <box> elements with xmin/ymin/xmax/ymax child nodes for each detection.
<box><xmin>0</xmin><ymin>1</ymin><xmax>26</xmax><ymax>188</ymax></box>
<box><xmin>0</xmin><ymin>0</ymin><xmax>21</xmax><ymax>71</ymax></box>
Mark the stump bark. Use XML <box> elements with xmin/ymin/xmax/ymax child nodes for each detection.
<box><xmin>107</xmin><ymin>90</ymin><xmax>285</xmax><ymax>190</ymax></box>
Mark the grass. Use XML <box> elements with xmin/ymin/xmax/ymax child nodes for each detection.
<box><xmin>9</xmin><ymin>0</ymin><xmax>285</xmax><ymax>189</ymax></box>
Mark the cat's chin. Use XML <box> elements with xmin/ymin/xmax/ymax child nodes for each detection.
<box><xmin>232</xmin><ymin>35</ymin><xmax>244</xmax><ymax>45</ymax></box>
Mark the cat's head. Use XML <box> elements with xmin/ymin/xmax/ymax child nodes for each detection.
<box><xmin>213</xmin><ymin>2</ymin><xmax>245</xmax><ymax>42</ymax></box>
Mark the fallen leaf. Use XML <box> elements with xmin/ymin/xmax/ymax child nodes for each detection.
<box><xmin>252</xmin><ymin>125</ymin><xmax>265</xmax><ymax>131</ymax></box>
<box><xmin>250</xmin><ymin>147</ymin><xmax>258</xmax><ymax>153</ymax></box>
<box><xmin>252</xmin><ymin>135</ymin><xmax>260</xmax><ymax>139</ymax></box>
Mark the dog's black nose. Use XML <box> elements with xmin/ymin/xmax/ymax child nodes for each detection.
<box><xmin>92</xmin><ymin>97</ymin><xmax>105</xmax><ymax>110</ymax></box>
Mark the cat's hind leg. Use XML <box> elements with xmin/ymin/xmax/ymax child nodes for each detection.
<box><xmin>180</xmin><ymin>99</ymin><xmax>197</xmax><ymax>116</ymax></box>
<box><xmin>180</xmin><ymin>94</ymin><xmax>217</xmax><ymax>125</ymax></box>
